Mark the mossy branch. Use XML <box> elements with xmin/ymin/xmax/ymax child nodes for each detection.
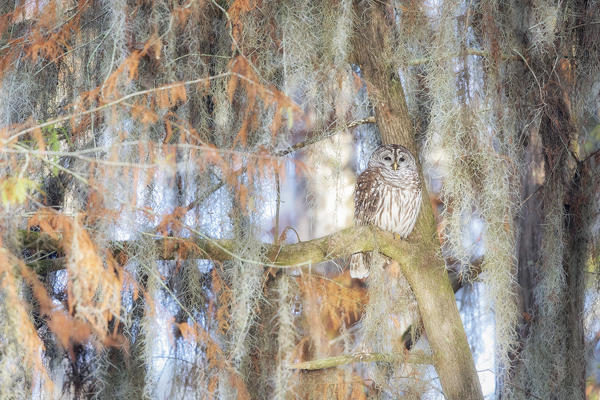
<box><xmin>21</xmin><ymin>228</ymin><xmax>483</xmax><ymax>296</ymax></box>
<box><xmin>288</xmin><ymin>350</ymin><xmax>432</xmax><ymax>370</ymax></box>
<box><xmin>19</xmin><ymin>226</ymin><xmax>415</xmax><ymax>274</ymax></box>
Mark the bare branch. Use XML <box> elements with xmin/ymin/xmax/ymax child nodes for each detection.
<box><xmin>275</xmin><ymin>116</ymin><xmax>375</xmax><ymax>157</ymax></box>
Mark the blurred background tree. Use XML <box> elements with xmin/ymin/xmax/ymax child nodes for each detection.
<box><xmin>0</xmin><ymin>0</ymin><xmax>599</xmax><ymax>399</ymax></box>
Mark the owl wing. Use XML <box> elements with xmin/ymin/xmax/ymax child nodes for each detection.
<box><xmin>350</xmin><ymin>169</ymin><xmax>381</xmax><ymax>279</ymax></box>
<box><xmin>354</xmin><ymin>168</ymin><xmax>382</xmax><ymax>226</ymax></box>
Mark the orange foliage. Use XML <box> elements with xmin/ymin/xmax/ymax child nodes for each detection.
<box><xmin>156</xmin><ymin>207</ymin><xmax>188</xmax><ymax>236</ymax></box>
<box><xmin>295</xmin><ymin>274</ymin><xmax>367</xmax><ymax>369</ymax></box>
<box><xmin>227</xmin><ymin>0</ymin><xmax>258</xmax><ymax>49</ymax></box>
<box><xmin>211</xmin><ymin>267</ymin><xmax>232</xmax><ymax>335</ymax></box>
<box><xmin>28</xmin><ymin>210</ymin><xmax>126</xmax><ymax>349</ymax></box>
<box><xmin>31</xmin><ymin>126</ymin><xmax>47</xmax><ymax>153</ymax></box>
<box><xmin>176</xmin><ymin>320</ymin><xmax>251</xmax><ymax>398</ymax></box>
<box><xmin>0</xmin><ymin>3</ymin><xmax>335</xmax><ymax>394</ymax></box>
<box><xmin>173</xmin><ymin>5</ymin><xmax>193</xmax><ymax>26</ymax></box>
<box><xmin>131</xmin><ymin>103</ymin><xmax>159</xmax><ymax>125</ymax></box>
<box><xmin>0</xmin><ymin>242</ymin><xmax>53</xmax><ymax>391</ymax></box>
<box><xmin>227</xmin><ymin>56</ymin><xmax>301</xmax><ymax>145</ymax></box>
<box><xmin>299</xmin><ymin>275</ymin><xmax>366</xmax><ymax>334</ymax></box>
<box><xmin>22</xmin><ymin>2</ymin><xmax>91</xmax><ymax>63</ymax></box>
<box><xmin>350</xmin><ymin>381</ymin><xmax>368</xmax><ymax>399</ymax></box>
<box><xmin>84</xmin><ymin>187</ymin><xmax>121</xmax><ymax>225</ymax></box>
<box><xmin>101</xmin><ymin>52</ymin><xmax>144</xmax><ymax>101</ymax></box>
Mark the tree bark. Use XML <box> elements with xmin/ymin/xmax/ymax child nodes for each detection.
<box><xmin>505</xmin><ymin>2</ymin><xmax>595</xmax><ymax>397</ymax></box>
<box><xmin>562</xmin><ymin>154</ymin><xmax>597</xmax><ymax>398</ymax></box>
<box><xmin>351</xmin><ymin>2</ymin><xmax>483</xmax><ymax>399</ymax></box>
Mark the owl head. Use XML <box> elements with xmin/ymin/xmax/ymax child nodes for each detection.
<box><xmin>367</xmin><ymin>144</ymin><xmax>418</xmax><ymax>184</ymax></box>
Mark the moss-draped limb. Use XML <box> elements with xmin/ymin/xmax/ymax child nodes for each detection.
<box><xmin>19</xmin><ymin>226</ymin><xmax>415</xmax><ymax>274</ymax></box>
<box><xmin>289</xmin><ymin>350</ymin><xmax>432</xmax><ymax>370</ymax></box>
<box><xmin>21</xmin><ymin>229</ymin><xmax>482</xmax><ymax>289</ymax></box>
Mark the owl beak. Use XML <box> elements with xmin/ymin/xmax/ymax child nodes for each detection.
<box><xmin>392</xmin><ymin>162</ymin><xmax>398</xmax><ymax>171</ymax></box>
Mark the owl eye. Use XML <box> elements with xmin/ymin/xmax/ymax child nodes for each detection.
<box><xmin>399</xmin><ymin>156</ymin><xmax>405</xmax><ymax>162</ymax></box>
<box><xmin>383</xmin><ymin>156</ymin><xmax>392</xmax><ymax>161</ymax></box>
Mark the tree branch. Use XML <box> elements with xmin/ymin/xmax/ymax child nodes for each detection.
<box><xmin>19</xmin><ymin>226</ymin><xmax>415</xmax><ymax>274</ymax></box>
<box><xmin>275</xmin><ymin>116</ymin><xmax>375</xmax><ymax>157</ymax></box>
<box><xmin>407</xmin><ymin>47</ymin><xmax>518</xmax><ymax>66</ymax></box>
<box><xmin>22</xmin><ymin>229</ymin><xmax>484</xmax><ymax>294</ymax></box>
<box><xmin>580</xmin><ymin>147</ymin><xmax>600</xmax><ymax>169</ymax></box>
<box><xmin>288</xmin><ymin>350</ymin><xmax>432</xmax><ymax>370</ymax></box>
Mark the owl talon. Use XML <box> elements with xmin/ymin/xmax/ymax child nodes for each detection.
<box><xmin>393</xmin><ymin>233</ymin><xmax>400</xmax><ymax>241</ymax></box>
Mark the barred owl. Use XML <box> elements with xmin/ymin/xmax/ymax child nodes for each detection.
<box><xmin>349</xmin><ymin>144</ymin><xmax>422</xmax><ymax>278</ymax></box>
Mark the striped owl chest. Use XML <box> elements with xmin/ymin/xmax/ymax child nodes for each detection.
<box><xmin>355</xmin><ymin>168</ymin><xmax>422</xmax><ymax>238</ymax></box>
<box><xmin>373</xmin><ymin>178</ymin><xmax>422</xmax><ymax>237</ymax></box>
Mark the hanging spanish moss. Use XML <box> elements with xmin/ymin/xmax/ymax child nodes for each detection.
<box><xmin>0</xmin><ymin>0</ymin><xmax>599</xmax><ymax>398</ymax></box>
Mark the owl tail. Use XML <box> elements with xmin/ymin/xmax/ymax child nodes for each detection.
<box><xmin>349</xmin><ymin>252</ymin><xmax>370</xmax><ymax>279</ymax></box>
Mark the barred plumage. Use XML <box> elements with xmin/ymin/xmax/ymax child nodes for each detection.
<box><xmin>349</xmin><ymin>145</ymin><xmax>422</xmax><ymax>278</ymax></box>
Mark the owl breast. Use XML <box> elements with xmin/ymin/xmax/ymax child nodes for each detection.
<box><xmin>373</xmin><ymin>182</ymin><xmax>422</xmax><ymax>237</ymax></box>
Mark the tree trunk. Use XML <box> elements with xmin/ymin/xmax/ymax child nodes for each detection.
<box><xmin>351</xmin><ymin>2</ymin><xmax>483</xmax><ymax>399</ymax></box>
<box><xmin>511</xmin><ymin>83</ymin><xmax>586</xmax><ymax>400</ymax></box>
<box><xmin>506</xmin><ymin>1</ymin><xmax>593</xmax><ymax>397</ymax></box>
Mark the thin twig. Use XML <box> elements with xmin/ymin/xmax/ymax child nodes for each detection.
<box><xmin>512</xmin><ymin>48</ymin><xmax>544</xmax><ymax>100</ymax></box>
<box><xmin>186</xmin><ymin>181</ymin><xmax>226</xmax><ymax>212</ymax></box>
<box><xmin>274</xmin><ymin>170</ymin><xmax>281</xmax><ymax>244</ymax></box>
